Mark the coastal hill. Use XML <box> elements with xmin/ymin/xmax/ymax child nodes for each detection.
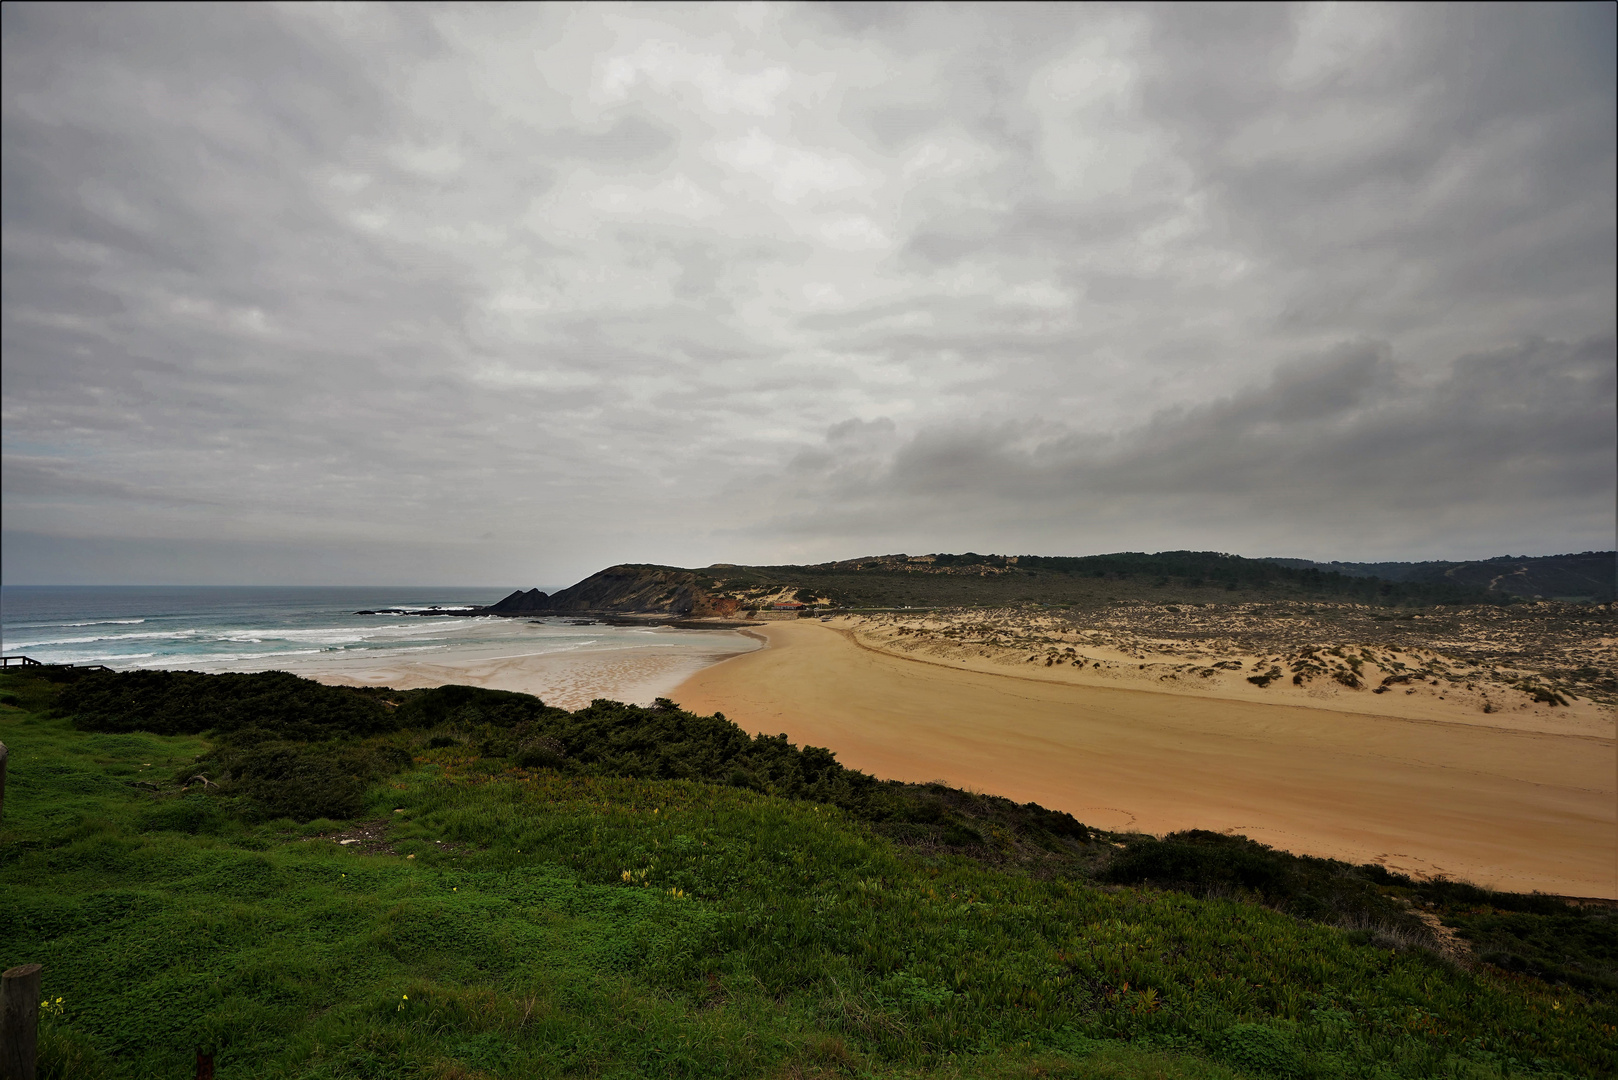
<box><xmin>481</xmin><ymin>549</ymin><xmax>1616</xmax><ymax>616</ymax></box>
<box><xmin>485</xmin><ymin>566</ymin><xmax>717</xmax><ymax>616</ymax></box>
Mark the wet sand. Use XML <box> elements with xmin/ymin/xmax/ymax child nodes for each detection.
<box><xmin>283</xmin><ymin>630</ymin><xmax>761</xmax><ymax>710</ymax></box>
<box><xmin>673</xmin><ymin>621</ymin><xmax>1617</xmax><ymax>898</ymax></box>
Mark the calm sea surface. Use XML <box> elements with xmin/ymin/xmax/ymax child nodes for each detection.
<box><xmin>0</xmin><ymin>586</ymin><xmax>660</xmax><ymax>671</ymax></box>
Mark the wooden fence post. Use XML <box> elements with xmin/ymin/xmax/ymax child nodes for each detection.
<box><xmin>0</xmin><ymin>963</ymin><xmax>42</xmax><ymax>1080</ymax></box>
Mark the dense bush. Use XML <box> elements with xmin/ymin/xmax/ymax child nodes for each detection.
<box><xmin>1408</xmin><ymin>878</ymin><xmax>1618</xmax><ymax>992</ymax></box>
<box><xmin>515</xmin><ymin>734</ymin><xmax>568</xmax><ymax>769</ymax></box>
<box><xmin>56</xmin><ymin>669</ymin><xmax>397</xmax><ymax>742</ymax></box>
<box><xmin>193</xmin><ymin>739</ymin><xmax>413</xmax><ymax>822</ymax></box>
<box><xmin>1102</xmin><ymin>830</ymin><xmax>1421</xmax><ymax>927</ymax></box>
<box><xmin>395</xmin><ymin>683</ymin><xmax>562</xmax><ymax>732</ymax></box>
<box><xmin>1103</xmin><ymin>830</ymin><xmax>1618</xmax><ymax>991</ymax></box>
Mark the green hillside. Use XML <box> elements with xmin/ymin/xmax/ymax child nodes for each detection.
<box><xmin>2</xmin><ymin>668</ymin><xmax>1614</xmax><ymax>1079</ymax></box>
<box><xmin>716</xmin><ymin>551</ymin><xmax>1515</xmax><ymax>608</ymax></box>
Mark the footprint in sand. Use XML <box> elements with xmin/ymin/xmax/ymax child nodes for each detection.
<box><xmin>1078</xmin><ymin>807</ymin><xmax>1138</xmax><ymax>831</ymax></box>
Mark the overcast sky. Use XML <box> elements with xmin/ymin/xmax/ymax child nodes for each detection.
<box><xmin>3</xmin><ymin>2</ymin><xmax>1613</xmax><ymax>586</ymax></box>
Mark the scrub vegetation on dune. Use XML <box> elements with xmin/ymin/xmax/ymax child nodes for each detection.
<box><xmin>2</xmin><ymin>668</ymin><xmax>1615</xmax><ymax>1079</ymax></box>
<box><xmin>846</xmin><ymin>597</ymin><xmax>1616</xmax><ymax>710</ymax></box>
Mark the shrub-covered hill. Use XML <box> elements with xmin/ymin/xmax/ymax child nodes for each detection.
<box><xmin>1268</xmin><ymin>552</ymin><xmax>1617</xmax><ymax>603</ymax></box>
<box><xmin>2</xmin><ymin>667</ymin><xmax>1615</xmax><ymax>1079</ymax></box>
<box><xmin>710</xmin><ymin>551</ymin><xmax>1511</xmax><ymax>610</ymax></box>
<box><xmin>501</xmin><ymin>550</ymin><xmax>1528</xmax><ymax>617</ymax></box>
<box><xmin>572</xmin><ymin>550</ymin><xmax>1527</xmax><ymax>615</ymax></box>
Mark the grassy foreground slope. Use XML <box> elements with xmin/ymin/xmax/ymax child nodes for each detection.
<box><xmin>1</xmin><ymin>671</ymin><xmax>1614</xmax><ymax>1079</ymax></box>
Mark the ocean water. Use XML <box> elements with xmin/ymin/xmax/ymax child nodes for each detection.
<box><xmin>0</xmin><ymin>586</ymin><xmax>663</xmax><ymax>672</ymax></box>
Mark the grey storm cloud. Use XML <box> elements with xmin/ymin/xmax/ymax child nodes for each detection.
<box><xmin>2</xmin><ymin>2</ymin><xmax>1612</xmax><ymax>584</ymax></box>
<box><xmin>738</xmin><ymin>335</ymin><xmax>1614</xmax><ymax>559</ymax></box>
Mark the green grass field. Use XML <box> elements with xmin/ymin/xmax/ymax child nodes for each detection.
<box><xmin>2</xmin><ymin>670</ymin><xmax>1613</xmax><ymax>1079</ymax></box>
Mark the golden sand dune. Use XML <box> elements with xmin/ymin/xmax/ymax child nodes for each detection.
<box><xmin>674</xmin><ymin>620</ymin><xmax>1617</xmax><ymax>899</ymax></box>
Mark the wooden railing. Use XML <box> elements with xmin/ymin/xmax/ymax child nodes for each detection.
<box><xmin>1</xmin><ymin>656</ymin><xmax>111</xmax><ymax>671</ymax></box>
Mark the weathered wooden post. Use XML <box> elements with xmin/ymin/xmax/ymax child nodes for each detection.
<box><xmin>0</xmin><ymin>963</ymin><xmax>42</xmax><ymax>1080</ymax></box>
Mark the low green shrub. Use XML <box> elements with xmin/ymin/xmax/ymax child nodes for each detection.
<box><xmin>1102</xmin><ymin>831</ymin><xmax>1426</xmax><ymax>932</ymax></box>
<box><xmin>1214</xmin><ymin>1023</ymin><xmax>1303</xmax><ymax>1075</ymax></box>
<box><xmin>56</xmin><ymin>669</ymin><xmax>397</xmax><ymax>741</ymax></box>
<box><xmin>515</xmin><ymin>734</ymin><xmax>567</xmax><ymax>769</ymax></box>
<box><xmin>195</xmin><ymin>740</ymin><xmax>410</xmax><ymax>822</ymax></box>
<box><xmin>134</xmin><ymin>796</ymin><xmax>226</xmax><ymax>835</ymax></box>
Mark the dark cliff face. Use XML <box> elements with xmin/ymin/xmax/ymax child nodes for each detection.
<box><xmin>539</xmin><ymin>566</ymin><xmax>701</xmax><ymax>614</ymax></box>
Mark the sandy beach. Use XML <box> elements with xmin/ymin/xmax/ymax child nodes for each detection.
<box><xmin>674</xmin><ymin>620</ymin><xmax>1618</xmax><ymax>899</ymax></box>
<box><xmin>283</xmin><ymin>627</ymin><xmax>761</xmax><ymax>710</ymax></box>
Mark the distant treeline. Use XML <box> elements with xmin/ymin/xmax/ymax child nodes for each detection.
<box><xmin>1015</xmin><ymin>551</ymin><xmax>1506</xmax><ymax>606</ymax></box>
<box><xmin>1263</xmin><ymin>551</ymin><xmax>1615</xmax><ymax>602</ymax></box>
